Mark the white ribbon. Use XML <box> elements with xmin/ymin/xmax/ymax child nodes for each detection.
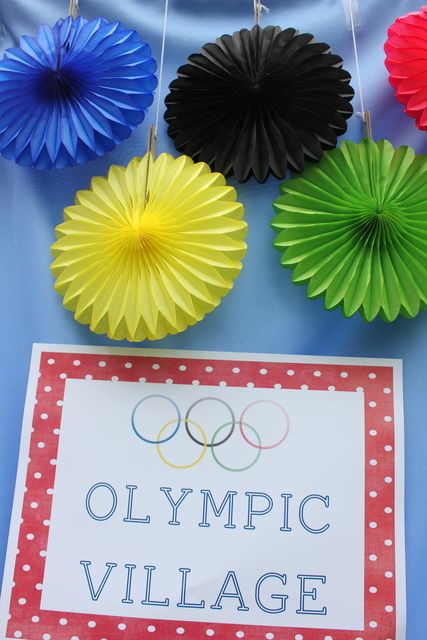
<box><xmin>345</xmin><ymin>0</ymin><xmax>372</xmax><ymax>138</ymax></box>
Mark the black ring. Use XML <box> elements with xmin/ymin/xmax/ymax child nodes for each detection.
<box><xmin>185</xmin><ymin>397</ymin><xmax>235</xmax><ymax>447</ymax></box>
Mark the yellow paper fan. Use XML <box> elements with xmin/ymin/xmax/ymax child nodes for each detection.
<box><xmin>51</xmin><ymin>152</ymin><xmax>247</xmax><ymax>341</ymax></box>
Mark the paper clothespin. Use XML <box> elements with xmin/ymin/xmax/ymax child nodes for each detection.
<box><xmin>69</xmin><ymin>0</ymin><xmax>79</xmax><ymax>18</ymax></box>
<box><xmin>254</xmin><ymin>1</ymin><xmax>270</xmax><ymax>25</ymax></box>
<box><xmin>144</xmin><ymin>125</ymin><xmax>157</xmax><ymax>207</ymax></box>
<box><xmin>360</xmin><ymin>110</ymin><xmax>372</xmax><ymax>139</ymax></box>
<box><xmin>147</xmin><ymin>124</ymin><xmax>157</xmax><ymax>157</ymax></box>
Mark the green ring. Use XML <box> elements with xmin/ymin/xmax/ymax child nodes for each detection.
<box><xmin>210</xmin><ymin>421</ymin><xmax>262</xmax><ymax>472</ymax></box>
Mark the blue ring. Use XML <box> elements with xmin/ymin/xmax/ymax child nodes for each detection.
<box><xmin>131</xmin><ymin>394</ymin><xmax>181</xmax><ymax>444</ymax></box>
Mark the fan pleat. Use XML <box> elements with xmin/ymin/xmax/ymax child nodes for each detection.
<box><xmin>0</xmin><ymin>16</ymin><xmax>157</xmax><ymax>168</ymax></box>
<box><xmin>272</xmin><ymin>139</ymin><xmax>427</xmax><ymax>321</ymax></box>
<box><xmin>51</xmin><ymin>153</ymin><xmax>247</xmax><ymax>341</ymax></box>
<box><xmin>165</xmin><ymin>25</ymin><xmax>353</xmax><ymax>183</ymax></box>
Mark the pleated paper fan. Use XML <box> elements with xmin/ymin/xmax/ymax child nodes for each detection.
<box><xmin>165</xmin><ymin>25</ymin><xmax>354</xmax><ymax>182</ymax></box>
<box><xmin>0</xmin><ymin>16</ymin><xmax>157</xmax><ymax>169</ymax></box>
<box><xmin>271</xmin><ymin>138</ymin><xmax>427</xmax><ymax>322</ymax></box>
<box><xmin>51</xmin><ymin>153</ymin><xmax>247</xmax><ymax>341</ymax></box>
<box><xmin>385</xmin><ymin>6</ymin><xmax>427</xmax><ymax>129</ymax></box>
<box><xmin>164</xmin><ymin>24</ymin><xmax>354</xmax><ymax>183</ymax></box>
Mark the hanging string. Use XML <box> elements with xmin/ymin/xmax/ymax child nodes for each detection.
<box><xmin>69</xmin><ymin>0</ymin><xmax>79</xmax><ymax>18</ymax></box>
<box><xmin>253</xmin><ymin>1</ymin><xmax>270</xmax><ymax>25</ymax></box>
<box><xmin>144</xmin><ymin>0</ymin><xmax>169</xmax><ymax>205</ymax></box>
<box><xmin>348</xmin><ymin>0</ymin><xmax>372</xmax><ymax>138</ymax></box>
<box><xmin>154</xmin><ymin>0</ymin><xmax>169</xmax><ymax>137</ymax></box>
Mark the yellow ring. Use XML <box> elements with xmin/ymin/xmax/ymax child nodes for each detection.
<box><xmin>156</xmin><ymin>418</ymin><xmax>207</xmax><ymax>469</ymax></box>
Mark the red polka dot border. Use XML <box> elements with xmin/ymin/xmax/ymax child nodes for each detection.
<box><xmin>6</xmin><ymin>351</ymin><xmax>399</xmax><ymax>640</ymax></box>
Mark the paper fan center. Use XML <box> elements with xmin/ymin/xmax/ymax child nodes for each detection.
<box><xmin>370</xmin><ymin>204</ymin><xmax>400</xmax><ymax>223</ymax></box>
<box><xmin>236</xmin><ymin>73</ymin><xmax>268</xmax><ymax>97</ymax></box>
<box><xmin>374</xmin><ymin>208</ymin><xmax>395</xmax><ymax>219</ymax></box>
<box><xmin>249</xmin><ymin>75</ymin><xmax>265</xmax><ymax>91</ymax></box>
<box><xmin>357</xmin><ymin>205</ymin><xmax>401</xmax><ymax>243</ymax></box>
<box><xmin>38</xmin><ymin>66</ymin><xmax>83</xmax><ymax>102</ymax></box>
<box><xmin>120</xmin><ymin>213</ymin><xmax>171</xmax><ymax>257</ymax></box>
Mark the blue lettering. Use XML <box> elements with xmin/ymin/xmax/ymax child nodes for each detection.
<box><xmin>160</xmin><ymin>487</ymin><xmax>193</xmax><ymax>525</ymax></box>
<box><xmin>80</xmin><ymin>560</ymin><xmax>117</xmax><ymax>601</ymax></box>
<box><xmin>280</xmin><ymin>493</ymin><xmax>293</xmax><ymax>532</ymax></box>
<box><xmin>299</xmin><ymin>495</ymin><xmax>330</xmax><ymax>534</ymax></box>
<box><xmin>244</xmin><ymin>492</ymin><xmax>273</xmax><ymax>530</ymax></box>
<box><xmin>85</xmin><ymin>483</ymin><xmax>117</xmax><ymax>521</ymax></box>
<box><xmin>296</xmin><ymin>575</ymin><xmax>327</xmax><ymax>615</ymax></box>
<box><xmin>141</xmin><ymin>565</ymin><xmax>170</xmax><ymax>607</ymax></box>
<box><xmin>199</xmin><ymin>490</ymin><xmax>237</xmax><ymax>529</ymax></box>
<box><xmin>121</xmin><ymin>563</ymin><xmax>136</xmax><ymax>603</ymax></box>
<box><xmin>255</xmin><ymin>572</ymin><xmax>288</xmax><ymax>613</ymax></box>
<box><xmin>123</xmin><ymin>485</ymin><xmax>150</xmax><ymax>524</ymax></box>
<box><xmin>210</xmin><ymin>571</ymin><xmax>249</xmax><ymax>611</ymax></box>
<box><xmin>177</xmin><ymin>568</ymin><xmax>205</xmax><ymax>608</ymax></box>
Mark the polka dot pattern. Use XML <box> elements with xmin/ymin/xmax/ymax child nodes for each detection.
<box><xmin>6</xmin><ymin>352</ymin><xmax>397</xmax><ymax>640</ymax></box>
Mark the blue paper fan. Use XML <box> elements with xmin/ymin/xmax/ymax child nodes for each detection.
<box><xmin>0</xmin><ymin>16</ymin><xmax>157</xmax><ymax>169</ymax></box>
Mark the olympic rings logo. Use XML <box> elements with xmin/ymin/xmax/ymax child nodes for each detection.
<box><xmin>131</xmin><ymin>395</ymin><xmax>290</xmax><ymax>472</ymax></box>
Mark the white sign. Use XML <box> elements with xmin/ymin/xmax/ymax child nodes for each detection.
<box><xmin>0</xmin><ymin>345</ymin><xmax>405</xmax><ymax>640</ymax></box>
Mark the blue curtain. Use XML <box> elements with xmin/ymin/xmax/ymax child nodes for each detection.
<box><xmin>0</xmin><ymin>1</ymin><xmax>426</xmax><ymax>637</ymax></box>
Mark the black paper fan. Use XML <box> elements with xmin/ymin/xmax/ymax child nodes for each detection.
<box><xmin>164</xmin><ymin>25</ymin><xmax>354</xmax><ymax>183</ymax></box>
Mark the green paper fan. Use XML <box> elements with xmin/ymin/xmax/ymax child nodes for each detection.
<box><xmin>271</xmin><ymin>138</ymin><xmax>427</xmax><ymax>321</ymax></box>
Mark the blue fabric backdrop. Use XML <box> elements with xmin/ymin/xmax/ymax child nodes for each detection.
<box><xmin>0</xmin><ymin>1</ymin><xmax>426</xmax><ymax>637</ymax></box>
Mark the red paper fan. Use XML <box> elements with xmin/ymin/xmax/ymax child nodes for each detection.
<box><xmin>385</xmin><ymin>6</ymin><xmax>427</xmax><ymax>129</ymax></box>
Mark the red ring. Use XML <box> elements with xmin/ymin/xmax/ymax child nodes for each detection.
<box><xmin>239</xmin><ymin>400</ymin><xmax>290</xmax><ymax>449</ymax></box>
